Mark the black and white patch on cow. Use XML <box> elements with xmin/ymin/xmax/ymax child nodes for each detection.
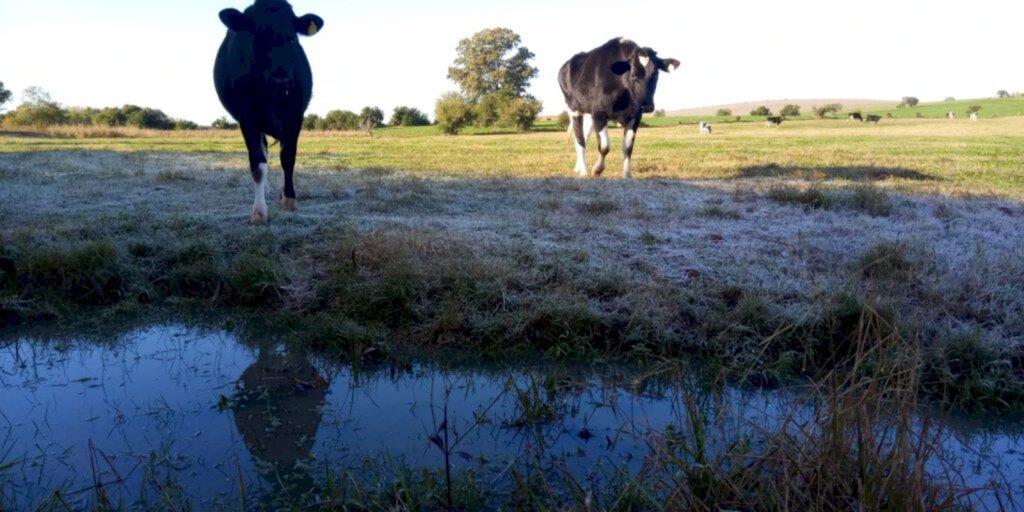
<box><xmin>214</xmin><ymin>0</ymin><xmax>323</xmax><ymax>225</ymax></box>
<box><xmin>848</xmin><ymin>112</ymin><xmax>863</xmax><ymax>122</ymax></box>
<box><xmin>558</xmin><ymin>38</ymin><xmax>679</xmax><ymax>178</ymax></box>
<box><xmin>699</xmin><ymin>121</ymin><xmax>712</xmax><ymax>135</ymax></box>
<box><xmin>946</xmin><ymin>111</ymin><xmax>956</xmax><ymax>119</ymax></box>
<box><xmin>765</xmin><ymin>116</ymin><xmax>783</xmax><ymax>127</ymax></box>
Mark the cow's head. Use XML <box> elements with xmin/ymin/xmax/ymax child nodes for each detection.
<box><xmin>612</xmin><ymin>47</ymin><xmax>679</xmax><ymax>114</ymax></box>
<box><xmin>219</xmin><ymin>0</ymin><xmax>323</xmax><ymax>94</ymax></box>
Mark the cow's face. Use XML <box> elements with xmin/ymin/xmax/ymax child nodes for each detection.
<box><xmin>219</xmin><ymin>1</ymin><xmax>323</xmax><ymax>95</ymax></box>
<box><xmin>623</xmin><ymin>48</ymin><xmax>679</xmax><ymax>114</ymax></box>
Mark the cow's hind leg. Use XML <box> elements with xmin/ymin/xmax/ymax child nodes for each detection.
<box><xmin>592</xmin><ymin>116</ymin><xmax>610</xmax><ymax>177</ymax></box>
<box><xmin>242</xmin><ymin>126</ymin><xmax>269</xmax><ymax>225</ymax></box>
<box><xmin>571</xmin><ymin>112</ymin><xmax>589</xmax><ymax>176</ymax></box>
<box><xmin>622</xmin><ymin>117</ymin><xmax>641</xmax><ymax>179</ymax></box>
<box><xmin>279</xmin><ymin>130</ymin><xmax>299</xmax><ymax>211</ymax></box>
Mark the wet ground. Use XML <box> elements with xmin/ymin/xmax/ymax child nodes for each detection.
<box><xmin>0</xmin><ymin>324</ymin><xmax>1021</xmax><ymax>510</ymax></box>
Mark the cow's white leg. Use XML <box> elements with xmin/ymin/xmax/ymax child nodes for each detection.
<box><xmin>593</xmin><ymin>126</ymin><xmax>610</xmax><ymax>176</ymax></box>
<box><xmin>574</xmin><ymin>114</ymin><xmax>594</xmax><ymax>176</ymax></box>
<box><xmin>622</xmin><ymin>128</ymin><xmax>636</xmax><ymax>179</ymax></box>
<box><xmin>251</xmin><ymin>163</ymin><xmax>269</xmax><ymax>225</ymax></box>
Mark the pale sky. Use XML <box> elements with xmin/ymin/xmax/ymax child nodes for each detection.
<box><xmin>2</xmin><ymin>0</ymin><xmax>1021</xmax><ymax>124</ymax></box>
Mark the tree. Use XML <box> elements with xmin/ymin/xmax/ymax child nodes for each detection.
<box><xmin>212</xmin><ymin>116</ymin><xmax>239</xmax><ymax>130</ymax></box>
<box><xmin>0</xmin><ymin>81</ymin><xmax>11</xmax><ymax>111</ymax></box>
<box><xmin>715</xmin><ymin>108</ymin><xmax>732</xmax><ymax>117</ymax></box>
<box><xmin>321</xmin><ymin>109</ymin><xmax>359</xmax><ymax>130</ymax></box>
<box><xmin>780</xmin><ymin>104</ymin><xmax>801</xmax><ymax>117</ymax></box>
<box><xmin>556</xmin><ymin>111</ymin><xmax>571</xmax><ymax>130</ymax></box>
<box><xmin>359</xmin><ymin>106</ymin><xmax>384</xmax><ymax>128</ymax></box>
<box><xmin>967</xmin><ymin>105</ymin><xmax>982</xmax><ymax>115</ymax></box>
<box><xmin>303</xmin><ymin>114</ymin><xmax>321</xmax><ymax>130</ymax></box>
<box><xmin>750</xmin><ymin>106</ymin><xmax>771</xmax><ymax>116</ymax></box>
<box><xmin>434</xmin><ymin>92</ymin><xmax>475</xmax><ymax>135</ymax></box>
<box><xmin>8</xmin><ymin>86</ymin><xmax>66</xmax><ymax>127</ymax></box>
<box><xmin>813</xmin><ymin>103</ymin><xmax>843</xmax><ymax>119</ymax></box>
<box><xmin>447</xmin><ymin>27</ymin><xmax>538</xmax><ymax>101</ymax></box>
<box><xmin>496</xmin><ymin>95</ymin><xmax>542</xmax><ymax>131</ymax></box>
<box><xmin>389</xmin><ymin>106</ymin><xmax>430</xmax><ymax>127</ymax></box>
<box><xmin>944</xmin><ymin>97</ymin><xmax>956</xmax><ymax>102</ymax></box>
<box><xmin>997</xmin><ymin>90</ymin><xmax>1010</xmax><ymax>99</ymax></box>
<box><xmin>900</xmin><ymin>96</ymin><xmax>920</xmax><ymax>108</ymax></box>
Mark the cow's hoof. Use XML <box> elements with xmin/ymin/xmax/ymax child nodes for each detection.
<box><xmin>250</xmin><ymin>210</ymin><xmax>267</xmax><ymax>226</ymax></box>
<box><xmin>280</xmin><ymin>197</ymin><xmax>297</xmax><ymax>211</ymax></box>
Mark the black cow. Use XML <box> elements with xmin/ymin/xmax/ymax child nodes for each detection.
<box><xmin>558</xmin><ymin>38</ymin><xmax>679</xmax><ymax>178</ymax></box>
<box><xmin>848</xmin><ymin>112</ymin><xmax>863</xmax><ymax>122</ymax></box>
<box><xmin>213</xmin><ymin>0</ymin><xmax>323</xmax><ymax>225</ymax></box>
<box><xmin>765</xmin><ymin>116</ymin><xmax>784</xmax><ymax>127</ymax></box>
<box><xmin>865</xmin><ymin>115</ymin><xmax>881</xmax><ymax>124</ymax></box>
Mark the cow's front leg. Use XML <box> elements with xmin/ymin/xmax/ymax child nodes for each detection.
<box><xmin>592</xmin><ymin>117</ymin><xmax>610</xmax><ymax>177</ymax></box>
<box><xmin>279</xmin><ymin>130</ymin><xmax>299</xmax><ymax>211</ymax></box>
<box><xmin>571</xmin><ymin>112</ymin><xmax>590</xmax><ymax>176</ymax></box>
<box><xmin>622</xmin><ymin>117</ymin><xmax>641</xmax><ymax>179</ymax></box>
<box><xmin>243</xmin><ymin>128</ymin><xmax>269</xmax><ymax>225</ymax></box>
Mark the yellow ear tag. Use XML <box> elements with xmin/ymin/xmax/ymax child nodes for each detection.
<box><xmin>308</xmin><ymin>22</ymin><xmax>318</xmax><ymax>36</ymax></box>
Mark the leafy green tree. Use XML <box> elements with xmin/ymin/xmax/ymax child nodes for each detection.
<box><xmin>556</xmin><ymin>111</ymin><xmax>571</xmax><ymax>130</ymax></box>
<box><xmin>715</xmin><ymin>108</ymin><xmax>732</xmax><ymax>117</ymax></box>
<box><xmin>434</xmin><ymin>92</ymin><xmax>475</xmax><ymax>135</ymax></box>
<box><xmin>900</xmin><ymin>96</ymin><xmax>919</xmax><ymax>108</ymax></box>
<box><xmin>496</xmin><ymin>95</ymin><xmax>542</xmax><ymax>131</ymax></box>
<box><xmin>0</xmin><ymin>81</ymin><xmax>12</xmax><ymax>111</ymax></box>
<box><xmin>780</xmin><ymin>104</ymin><xmax>801</xmax><ymax>116</ymax></box>
<box><xmin>303</xmin><ymin>114</ymin><xmax>322</xmax><ymax>130</ymax></box>
<box><xmin>389</xmin><ymin>106</ymin><xmax>430</xmax><ymax>127</ymax></box>
<box><xmin>359</xmin><ymin>106</ymin><xmax>384</xmax><ymax>128</ymax></box>
<box><xmin>212</xmin><ymin>116</ymin><xmax>239</xmax><ymax>129</ymax></box>
<box><xmin>9</xmin><ymin>86</ymin><xmax>67</xmax><ymax>127</ymax></box>
<box><xmin>447</xmin><ymin>27</ymin><xmax>538</xmax><ymax>101</ymax></box>
<box><xmin>967</xmin><ymin>105</ymin><xmax>982</xmax><ymax>115</ymax></box>
<box><xmin>813</xmin><ymin>103</ymin><xmax>843</xmax><ymax>119</ymax></box>
<box><xmin>750</xmin><ymin>106</ymin><xmax>771</xmax><ymax>116</ymax></box>
<box><xmin>174</xmin><ymin>119</ymin><xmax>199</xmax><ymax>130</ymax></box>
<box><xmin>321</xmin><ymin>110</ymin><xmax>359</xmax><ymax>130</ymax></box>
<box><xmin>997</xmin><ymin>90</ymin><xmax>1010</xmax><ymax>99</ymax></box>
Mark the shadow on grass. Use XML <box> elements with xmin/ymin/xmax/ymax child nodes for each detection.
<box><xmin>738</xmin><ymin>164</ymin><xmax>938</xmax><ymax>182</ymax></box>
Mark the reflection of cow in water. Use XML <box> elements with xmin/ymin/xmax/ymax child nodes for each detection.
<box><xmin>233</xmin><ymin>348</ymin><xmax>329</xmax><ymax>496</ymax></box>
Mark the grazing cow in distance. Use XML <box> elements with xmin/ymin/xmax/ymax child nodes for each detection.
<box><xmin>946</xmin><ymin>111</ymin><xmax>956</xmax><ymax>119</ymax></box>
<box><xmin>214</xmin><ymin>0</ymin><xmax>323</xmax><ymax>225</ymax></box>
<box><xmin>699</xmin><ymin>121</ymin><xmax>712</xmax><ymax>135</ymax></box>
<box><xmin>765</xmin><ymin>116</ymin><xmax>783</xmax><ymax>127</ymax></box>
<box><xmin>866</xmin><ymin>115</ymin><xmax>881</xmax><ymax>124</ymax></box>
<box><xmin>848</xmin><ymin>112</ymin><xmax>864</xmax><ymax>122</ymax></box>
<box><xmin>558</xmin><ymin>37</ymin><xmax>679</xmax><ymax>178</ymax></box>
<box><xmin>970</xmin><ymin>112</ymin><xmax>978</xmax><ymax>121</ymax></box>
<box><xmin>886</xmin><ymin>113</ymin><xmax>894</xmax><ymax>119</ymax></box>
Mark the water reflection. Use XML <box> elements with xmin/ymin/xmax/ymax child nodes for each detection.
<box><xmin>232</xmin><ymin>345</ymin><xmax>328</xmax><ymax>497</ymax></box>
<box><xmin>0</xmin><ymin>324</ymin><xmax>1019</xmax><ymax>510</ymax></box>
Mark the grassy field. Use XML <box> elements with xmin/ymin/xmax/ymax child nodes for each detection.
<box><xmin>1</xmin><ymin>115</ymin><xmax>1023</xmax><ymax>509</ymax></box>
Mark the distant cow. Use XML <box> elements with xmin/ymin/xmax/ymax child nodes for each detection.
<box><xmin>970</xmin><ymin>112</ymin><xmax>978</xmax><ymax>121</ymax></box>
<box><xmin>946</xmin><ymin>111</ymin><xmax>956</xmax><ymax>119</ymax></box>
<box><xmin>558</xmin><ymin>37</ymin><xmax>679</xmax><ymax>178</ymax></box>
<box><xmin>213</xmin><ymin>0</ymin><xmax>323</xmax><ymax>225</ymax></box>
<box><xmin>848</xmin><ymin>112</ymin><xmax>864</xmax><ymax>122</ymax></box>
<box><xmin>866</xmin><ymin>115</ymin><xmax>881</xmax><ymax>124</ymax></box>
<box><xmin>699</xmin><ymin>121</ymin><xmax>712</xmax><ymax>135</ymax></box>
<box><xmin>765</xmin><ymin>116</ymin><xmax>783</xmax><ymax>127</ymax></box>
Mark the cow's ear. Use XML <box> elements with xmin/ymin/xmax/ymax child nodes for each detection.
<box><xmin>610</xmin><ymin>61</ymin><xmax>631</xmax><ymax>76</ymax></box>
<box><xmin>295</xmin><ymin>14</ymin><xmax>324</xmax><ymax>36</ymax></box>
<box><xmin>659</xmin><ymin>58</ymin><xmax>680</xmax><ymax>73</ymax></box>
<box><xmin>219</xmin><ymin>9</ymin><xmax>253</xmax><ymax>32</ymax></box>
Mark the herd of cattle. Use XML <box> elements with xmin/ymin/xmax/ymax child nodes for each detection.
<box><xmin>212</xmin><ymin>0</ymin><xmax>981</xmax><ymax>226</ymax></box>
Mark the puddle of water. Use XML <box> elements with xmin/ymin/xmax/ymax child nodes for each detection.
<box><xmin>0</xmin><ymin>325</ymin><xmax>1020</xmax><ymax>509</ymax></box>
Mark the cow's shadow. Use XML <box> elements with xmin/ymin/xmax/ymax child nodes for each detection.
<box><xmin>737</xmin><ymin>164</ymin><xmax>937</xmax><ymax>182</ymax></box>
<box><xmin>232</xmin><ymin>345</ymin><xmax>330</xmax><ymax>501</ymax></box>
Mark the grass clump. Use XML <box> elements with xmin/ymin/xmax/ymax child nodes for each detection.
<box><xmin>577</xmin><ymin>196</ymin><xmax>620</xmax><ymax>215</ymax></box>
<box><xmin>848</xmin><ymin>184</ymin><xmax>894</xmax><ymax>216</ymax></box>
<box><xmin>857</xmin><ymin>240</ymin><xmax>915</xmax><ymax>281</ymax></box>
<box><xmin>9</xmin><ymin>241</ymin><xmax>125</xmax><ymax>309</ymax></box>
<box><xmin>229</xmin><ymin>253</ymin><xmax>284</xmax><ymax>307</ymax></box>
<box><xmin>767</xmin><ymin>183</ymin><xmax>832</xmax><ymax>209</ymax></box>
<box><xmin>920</xmin><ymin>332</ymin><xmax>1024</xmax><ymax>412</ymax></box>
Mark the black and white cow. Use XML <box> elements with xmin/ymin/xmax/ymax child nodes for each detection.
<box><xmin>558</xmin><ymin>38</ymin><xmax>679</xmax><ymax>178</ymax></box>
<box><xmin>946</xmin><ymin>111</ymin><xmax>956</xmax><ymax>119</ymax></box>
<box><xmin>970</xmin><ymin>112</ymin><xmax>978</xmax><ymax>121</ymax></box>
<box><xmin>848</xmin><ymin>112</ymin><xmax>863</xmax><ymax>122</ymax></box>
<box><xmin>699</xmin><ymin>121</ymin><xmax>712</xmax><ymax>135</ymax></box>
<box><xmin>765</xmin><ymin>116</ymin><xmax>783</xmax><ymax>127</ymax></box>
<box><xmin>865</xmin><ymin>114</ymin><xmax>881</xmax><ymax>124</ymax></box>
<box><xmin>213</xmin><ymin>0</ymin><xmax>323</xmax><ymax>225</ymax></box>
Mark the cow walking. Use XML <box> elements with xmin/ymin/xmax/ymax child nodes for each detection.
<box><xmin>214</xmin><ymin>0</ymin><xmax>323</xmax><ymax>225</ymax></box>
<box><xmin>765</xmin><ymin>116</ymin><xmax>784</xmax><ymax>127</ymax></box>
<box><xmin>558</xmin><ymin>38</ymin><xmax>679</xmax><ymax>178</ymax></box>
<box><xmin>866</xmin><ymin>115</ymin><xmax>882</xmax><ymax>124</ymax></box>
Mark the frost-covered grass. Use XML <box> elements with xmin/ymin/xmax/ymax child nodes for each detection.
<box><xmin>1</xmin><ymin>145</ymin><xmax>1022</xmax><ymax>411</ymax></box>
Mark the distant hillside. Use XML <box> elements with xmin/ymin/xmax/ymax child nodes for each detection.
<box><xmin>862</xmin><ymin>97</ymin><xmax>1024</xmax><ymax>119</ymax></box>
<box><xmin>669</xmin><ymin>99</ymin><xmax>889</xmax><ymax>117</ymax></box>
